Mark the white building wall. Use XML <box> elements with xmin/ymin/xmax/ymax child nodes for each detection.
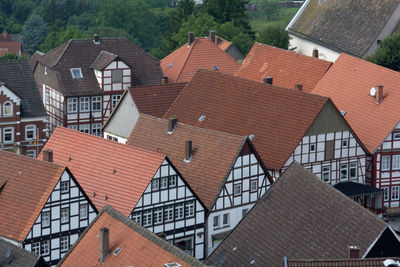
<box><xmin>289</xmin><ymin>34</ymin><xmax>340</xmax><ymax>62</ymax></box>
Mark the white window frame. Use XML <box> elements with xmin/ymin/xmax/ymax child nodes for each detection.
<box><xmin>322</xmin><ymin>166</ymin><xmax>330</xmax><ymax>182</ymax></box>
<box><xmin>234</xmin><ymin>183</ymin><xmax>242</xmax><ymax>196</ymax></box>
<box><xmin>132</xmin><ymin>212</ymin><xmax>141</xmax><ymax>225</ymax></box>
<box><xmin>213</xmin><ymin>215</ymin><xmax>220</xmax><ymax>228</ymax></box>
<box><xmin>60</xmin><ymin>181</ymin><xmax>69</xmax><ymax>193</ymax></box>
<box><xmin>342</xmin><ymin>139</ymin><xmax>348</xmax><ymax>148</ymax></box>
<box><xmin>161</xmin><ymin>177</ymin><xmax>168</xmax><ymax>189</ymax></box>
<box><xmin>45</xmin><ymin>90</ymin><xmax>50</xmax><ymax>105</ymax></box>
<box><xmin>143</xmin><ymin>210</ymin><xmax>152</xmax><ymax>226</ymax></box>
<box><xmin>31</xmin><ymin>242</ymin><xmax>40</xmax><ymax>255</ymax></box>
<box><xmin>154</xmin><ymin>208</ymin><xmax>163</xmax><ymax>224</ymax></box>
<box><xmin>42</xmin><ymin>212</ymin><xmax>50</xmax><ymax>227</ymax></box>
<box><xmin>79</xmin><ymin>97</ymin><xmax>90</xmax><ymax>112</ymax></box>
<box><xmin>70</xmin><ymin>68</ymin><xmax>83</xmax><ymax>79</ymax></box>
<box><xmin>310</xmin><ymin>143</ymin><xmax>316</xmax><ymax>152</ymax></box>
<box><xmin>79</xmin><ymin>124</ymin><xmax>90</xmax><ymax>134</ymax></box>
<box><xmin>3</xmin><ymin>101</ymin><xmax>12</xmax><ymax>116</ymax></box>
<box><xmin>392</xmin><ymin>186</ymin><xmax>399</xmax><ymax>201</ymax></box>
<box><xmin>91</xmin><ymin>96</ymin><xmax>101</xmax><ymax>111</ymax></box>
<box><xmin>349</xmin><ymin>162</ymin><xmax>357</xmax><ymax>179</ymax></box>
<box><xmin>41</xmin><ymin>240</ymin><xmax>50</xmax><ymax>256</ymax></box>
<box><xmin>185</xmin><ymin>201</ymin><xmax>194</xmax><ymax>218</ymax></box>
<box><xmin>111</xmin><ymin>94</ymin><xmax>121</xmax><ymax>109</ymax></box>
<box><xmin>383</xmin><ymin>187</ymin><xmax>389</xmax><ymax>201</ymax></box>
<box><xmin>61</xmin><ymin>208</ymin><xmax>69</xmax><ymax>223</ymax></box>
<box><xmin>79</xmin><ymin>204</ymin><xmax>88</xmax><ymax>219</ymax></box>
<box><xmin>393</xmin><ymin>132</ymin><xmax>400</xmax><ymax>140</ymax></box>
<box><xmin>67</xmin><ymin>125</ymin><xmax>78</xmax><ymax>130</ymax></box>
<box><xmin>164</xmin><ymin>205</ymin><xmax>174</xmax><ymax>222</ymax></box>
<box><xmin>67</xmin><ymin>98</ymin><xmax>77</xmax><ymax>113</ymax></box>
<box><xmin>151</xmin><ymin>179</ymin><xmax>159</xmax><ymax>191</ymax></box>
<box><xmin>222</xmin><ymin>213</ymin><xmax>230</xmax><ymax>226</ymax></box>
<box><xmin>169</xmin><ymin>175</ymin><xmax>177</xmax><ymax>187</ymax></box>
<box><xmin>25</xmin><ymin>124</ymin><xmax>36</xmax><ymax>141</ymax></box>
<box><xmin>60</xmin><ymin>236</ymin><xmax>69</xmax><ymax>252</ymax></box>
<box><xmin>340</xmin><ymin>163</ymin><xmax>348</xmax><ymax>181</ymax></box>
<box><xmin>3</xmin><ymin>127</ymin><xmax>14</xmax><ymax>143</ymax></box>
<box><xmin>175</xmin><ymin>203</ymin><xmax>184</xmax><ymax>220</ymax></box>
<box><xmin>250</xmin><ymin>179</ymin><xmax>257</xmax><ymax>192</ymax></box>
<box><xmin>381</xmin><ymin>155</ymin><xmax>391</xmax><ymax>171</ymax></box>
<box><xmin>91</xmin><ymin>123</ymin><xmax>102</xmax><ymax>136</ymax></box>
<box><xmin>393</xmin><ymin>155</ymin><xmax>400</xmax><ymax>170</ymax></box>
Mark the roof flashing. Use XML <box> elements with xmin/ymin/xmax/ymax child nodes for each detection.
<box><xmin>70</xmin><ymin>68</ymin><xmax>83</xmax><ymax>79</ymax></box>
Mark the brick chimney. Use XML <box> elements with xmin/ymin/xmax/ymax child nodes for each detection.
<box><xmin>100</xmin><ymin>228</ymin><xmax>110</xmax><ymax>263</ymax></box>
<box><xmin>348</xmin><ymin>246</ymin><xmax>360</xmax><ymax>259</ymax></box>
<box><xmin>168</xmin><ymin>118</ymin><xmax>177</xmax><ymax>133</ymax></box>
<box><xmin>93</xmin><ymin>34</ymin><xmax>100</xmax><ymax>44</ymax></box>
<box><xmin>263</xmin><ymin>76</ymin><xmax>273</xmax><ymax>85</ymax></box>
<box><xmin>162</xmin><ymin>76</ymin><xmax>168</xmax><ymax>84</ymax></box>
<box><xmin>295</xmin><ymin>84</ymin><xmax>303</xmax><ymax>92</ymax></box>
<box><xmin>376</xmin><ymin>85</ymin><xmax>384</xmax><ymax>104</ymax></box>
<box><xmin>209</xmin><ymin>30</ymin><xmax>216</xmax><ymax>43</ymax></box>
<box><xmin>13</xmin><ymin>144</ymin><xmax>20</xmax><ymax>155</ymax></box>
<box><xmin>312</xmin><ymin>49</ymin><xmax>319</xmax><ymax>58</ymax></box>
<box><xmin>43</xmin><ymin>150</ymin><xmax>53</xmax><ymax>162</ymax></box>
<box><xmin>188</xmin><ymin>32</ymin><xmax>194</xmax><ymax>45</ymax></box>
<box><xmin>185</xmin><ymin>140</ymin><xmax>192</xmax><ymax>161</ymax></box>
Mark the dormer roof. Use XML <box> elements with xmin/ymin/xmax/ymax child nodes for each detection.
<box><xmin>91</xmin><ymin>50</ymin><xmax>119</xmax><ymax>71</ymax></box>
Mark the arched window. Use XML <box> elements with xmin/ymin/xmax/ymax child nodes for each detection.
<box><xmin>3</xmin><ymin>101</ymin><xmax>12</xmax><ymax>116</ymax></box>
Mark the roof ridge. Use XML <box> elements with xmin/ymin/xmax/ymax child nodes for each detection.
<box><xmin>0</xmin><ymin>149</ymin><xmax>66</xmax><ymax>170</ymax></box>
<box><xmin>52</xmin><ymin>39</ymin><xmax>72</xmax><ymax>68</ymax></box>
<box><xmin>202</xmin><ymin>37</ymin><xmax>240</xmax><ymax>65</ymax></box>
<box><xmin>176</xmin><ymin>39</ymin><xmax>196</xmax><ymax>81</ymax></box>
<box><xmin>339</xmin><ymin>53</ymin><xmax>400</xmax><ymax>77</ymax></box>
<box><xmin>129</xmin><ymin>81</ymin><xmax>188</xmax><ymax>89</ymax></box>
<box><xmin>56</xmin><ymin>127</ymin><xmax>166</xmax><ymax>158</ymax></box>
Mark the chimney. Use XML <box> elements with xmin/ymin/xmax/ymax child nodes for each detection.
<box><xmin>20</xmin><ymin>145</ymin><xmax>27</xmax><ymax>156</ymax></box>
<box><xmin>263</xmin><ymin>76</ymin><xmax>273</xmax><ymax>85</ymax></box>
<box><xmin>209</xmin><ymin>30</ymin><xmax>216</xmax><ymax>43</ymax></box>
<box><xmin>185</xmin><ymin>140</ymin><xmax>192</xmax><ymax>161</ymax></box>
<box><xmin>43</xmin><ymin>150</ymin><xmax>53</xmax><ymax>162</ymax></box>
<box><xmin>168</xmin><ymin>118</ymin><xmax>177</xmax><ymax>133</ymax></box>
<box><xmin>100</xmin><ymin>228</ymin><xmax>110</xmax><ymax>263</ymax></box>
<box><xmin>348</xmin><ymin>246</ymin><xmax>360</xmax><ymax>259</ymax></box>
<box><xmin>312</xmin><ymin>49</ymin><xmax>319</xmax><ymax>58</ymax></box>
<box><xmin>295</xmin><ymin>84</ymin><xmax>303</xmax><ymax>92</ymax></box>
<box><xmin>93</xmin><ymin>34</ymin><xmax>100</xmax><ymax>44</ymax></box>
<box><xmin>162</xmin><ymin>76</ymin><xmax>168</xmax><ymax>84</ymax></box>
<box><xmin>376</xmin><ymin>84</ymin><xmax>384</xmax><ymax>104</ymax></box>
<box><xmin>13</xmin><ymin>144</ymin><xmax>20</xmax><ymax>155</ymax></box>
<box><xmin>188</xmin><ymin>32</ymin><xmax>194</xmax><ymax>45</ymax></box>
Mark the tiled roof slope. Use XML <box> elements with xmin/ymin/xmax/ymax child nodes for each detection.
<box><xmin>312</xmin><ymin>53</ymin><xmax>400</xmax><ymax>154</ymax></box>
<box><xmin>288</xmin><ymin>0</ymin><xmax>400</xmax><ymax>57</ymax></box>
<box><xmin>36</xmin><ymin>37</ymin><xmax>163</xmax><ymax>96</ymax></box>
<box><xmin>28</xmin><ymin>51</ymin><xmax>44</xmax><ymax>71</ymax></box>
<box><xmin>164</xmin><ymin>68</ymin><xmax>328</xmax><ymax>170</ymax></box>
<box><xmin>287</xmin><ymin>258</ymin><xmax>400</xmax><ymax>267</ymax></box>
<box><xmin>90</xmin><ymin>50</ymin><xmax>118</xmax><ymax>71</ymax></box>
<box><xmin>161</xmin><ymin>37</ymin><xmax>240</xmax><ymax>82</ymax></box>
<box><xmin>0</xmin><ymin>150</ymin><xmax>65</xmax><ymax>242</ymax></box>
<box><xmin>130</xmin><ymin>82</ymin><xmax>186</xmax><ymax>117</ymax></box>
<box><xmin>235</xmin><ymin>42</ymin><xmax>332</xmax><ymax>92</ymax></box>
<box><xmin>0</xmin><ymin>59</ymin><xmax>47</xmax><ymax>117</ymax></box>
<box><xmin>0</xmin><ymin>238</ymin><xmax>48</xmax><ymax>267</ymax></box>
<box><xmin>58</xmin><ymin>205</ymin><xmax>208</xmax><ymax>267</ymax></box>
<box><xmin>38</xmin><ymin>127</ymin><xmax>165</xmax><ymax>216</ymax></box>
<box><xmin>206</xmin><ymin>162</ymin><xmax>388</xmax><ymax>267</ymax></box>
<box><xmin>127</xmin><ymin>114</ymin><xmax>252</xmax><ymax>209</ymax></box>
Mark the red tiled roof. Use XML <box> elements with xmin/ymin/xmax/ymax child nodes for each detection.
<box><xmin>0</xmin><ymin>150</ymin><xmax>65</xmax><ymax>242</ymax></box>
<box><xmin>59</xmin><ymin>205</ymin><xmax>207</xmax><ymax>267</ymax></box>
<box><xmin>216</xmin><ymin>37</ymin><xmax>232</xmax><ymax>51</ymax></box>
<box><xmin>161</xmin><ymin>37</ymin><xmax>240</xmax><ymax>82</ymax></box>
<box><xmin>0</xmin><ymin>41</ymin><xmax>21</xmax><ymax>55</ymax></box>
<box><xmin>164</xmin><ymin>69</ymin><xmax>328</xmax><ymax>170</ymax></box>
<box><xmin>127</xmin><ymin>114</ymin><xmax>252</xmax><ymax>209</ymax></box>
<box><xmin>38</xmin><ymin>127</ymin><xmax>166</xmax><ymax>216</ymax></box>
<box><xmin>235</xmin><ymin>42</ymin><xmax>332</xmax><ymax>92</ymax></box>
<box><xmin>312</xmin><ymin>53</ymin><xmax>400</xmax><ymax>153</ymax></box>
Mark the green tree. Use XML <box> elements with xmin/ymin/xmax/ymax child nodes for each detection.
<box><xmin>260</xmin><ymin>0</ymin><xmax>279</xmax><ymax>20</ymax></box>
<box><xmin>367</xmin><ymin>33</ymin><xmax>400</xmax><ymax>71</ymax></box>
<box><xmin>217</xmin><ymin>21</ymin><xmax>254</xmax><ymax>55</ymax></box>
<box><xmin>256</xmin><ymin>26</ymin><xmax>289</xmax><ymax>49</ymax></box>
<box><xmin>22</xmin><ymin>14</ymin><xmax>48</xmax><ymax>53</ymax></box>
<box><xmin>40</xmin><ymin>24</ymin><xmax>88</xmax><ymax>52</ymax></box>
<box><xmin>177</xmin><ymin>0</ymin><xmax>195</xmax><ymax>20</ymax></box>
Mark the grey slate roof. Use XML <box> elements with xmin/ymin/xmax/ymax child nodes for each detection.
<box><xmin>206</xmin><ymin>162</ymin><xmax>388</xmax><ymax>267</ymax></box>
<box><xmin>36</xmin><ymin>37</ymin><xmax>163</xmax><ymax>96</ymax></box>
<box><xmin>0</xmin><ymin>60</ymin><xmax>47</xmax><ymax>117</ymax></box>
<box><xmin>0</xmin><ymin>238</ymin><xmax>48</xmax><ymax>267</ymax></box>
<box><xmin>288</xmin><ymin>0</ymin><xmax>400</xmax><ymax>57</ymax></box>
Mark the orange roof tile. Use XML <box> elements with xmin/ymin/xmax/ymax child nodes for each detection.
<box><xmin>38</xmin><ymin>127</ymin><xmax>166</xmax><ymax>216</ymax></box>
<box><xmin>59</xmin><ymin>205</ymin><xmax>208</xmax><ymax>267</ymax></box>
<box><xmin>164</xmin><ymin>69</ymin><xmax>329</xmax><ymax>170</ymax></box>
<box><xmin>161</xmin><ymin>37</ymin><xmax>240</xmax><ymax>82</ymax></box>
<box><xmin>312</xmin><ymin>53</ymin><xmax>400</xmax><ymax>153</ymax></box>
<box><xmin>216</xmin><ymin>37</ymin><xmax>232</xmax><ymax>51</ymax></box>
<box><xmin>127</xmin><ymin>114</ymin><xmax>261</xmax><ymax>209</ymax></box>
<box><xmin>235</xmin><ymin>42</ymin><xmax>332</xmax><ymax>92</ymax></box>
<box><xmin>0</xmin><ymin>150</ymin><xmax>65</xmax><ymax>242</ymax></box>
<box><xmin>0</xmin><ymin>41</ymin><xmax>21</xmax><ymax>55</ymax></box>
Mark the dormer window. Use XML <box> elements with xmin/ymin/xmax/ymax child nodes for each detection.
<box><xmin>112</xmin><ymin>70</ymin><xmax>123</xmax><ymax>83</ymax></box>
<box><xmin>70</xmin><ymin>68</ymin><xmax>83</xmax><ymax>79</ymax></box>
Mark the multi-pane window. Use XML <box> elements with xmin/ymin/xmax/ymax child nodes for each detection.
<box><xmin>67</xmin><ymin>98</ymin><xmax>77</xmax><ymax>113</ymax></box>
<box><xmin>70</xmin><ymin>68</ymin><xmax>83</xmax><ymax>79</ymax></box>
<box><xmin>151</xmin><ymin>179</ymin><xmax>159</xmax><ymax>190</ymax></box>
<box><xmin>154</xmin><ymin>208</ymin><xmax>163</xmax><ymax>224</ymax></box>
<box><xmin>79</xmin><ymin>97</ymin><xmax>90</xmax><ymax>112</ymax></box>
<box><xmin>322</xmin><ymin>166</ymin><xmax>330</xmax><ymax>182</ymax></box>
<box><xmin>111</xmin><ymin>94</ymin><xmax>121</xmax><ymax>109</ymax></box>
<box><xmin>169</xmin><ymin>175</ymin><xmax>177</xmax><ymax>187</ymax></box>
<box><xmin>31</xmin><ymin>242</ymin><xmax>40</xmax><ymax>255</ymax></box>
<box><xmin>222</xmin><ymin>213</ymin><xmax>229</xmax><ymax>226</ymax></box>
<box><xmin>42</xmin><ymin>212</ymin><xmax>50</xmax><ymax>227</ymax></box>
<box><xmin>310</xmin><ymin>144</ymin><xmax>316</xmax><ymax>152</ymax></box>
<box><xmin>185</xmin><ymin>201</ymin><xmax>194</xmax><ymax>218</ymax></box>
<box><xmin>393</xmin><ymin>155</ymin><xmax>400</xmax><ymax>170</ymax></box>
<box><xmin>27</xmin><ymin>150</ymin><xmax>36</xmax><ymax>158</ymax></box>
<box><xmin>250</xmin><ymin>180</ymin><xmax>257</xmax><ymax>192</ymax></box>
<box><xmin>25</xmin><ymin>125</ymin><xmax>36</xmax><ymax>140</ymax></box>
<box><xmin>91</xmin><ymin>96</ymin><xmax>101</xmax><ymax>111</ymax></box>
<box><xmin>213</xmin><ymin>215</ymin><xmax>219</xmax><ymax>228</ymax></box>
<box><xmin>340</xmin><ymin>163</ymin><xmax>348</xmax><ymax>180</ymax></box>
<box><xmin>234</xmin><ymin>184</ymin><xmax>242</xmax><ymax>196</ymax></box>
<box><xmin>60</xmin><ymin>236</ymin><xmax>69</xmax><ymax>252</ymax></box>
<box><xmin>381</xmin><ymin>155</ymin><xmax>391</xmax><ymax>171</ymax></box>
<box><xmin>3</xmin><ymin>127</ymin><xmax>13</xmax><ymax>143</ymax></box>
<box><xmin>349</xmin><ymin>162</ymin><xmax>357</xmax><ymax>179</ymax></box>
<box><xmin>41</xmin><ymin>240</ymin><xmax>50</xmax><ymax>255</ymax></box>
<box><xmin>383</xmin><ymin>187</ymin><xmax>389</xmax><ymax>201</ymax></box>
<box><xmin>164</xmin><ymin>205</ymin><xmax>174</xmax><ymax>222</ymax></box>
<box><xmin>60</xmin><ymin>181</ymin><xmax>69</xmax><ymax>193</ymax></box>
<box><xmin>143</xmin><ymin>210</ymin><xmax>152</xmax><ymax>226</ymax></box>
<box><xmin>394</xmin><ymin>132</ymin><xmax>400</xmax><ymax>140</ymax></box>
<box><xmin>68</xmin><ymin>125</ymin><xmax>78</xmax><ymax>131</ymax></box>
<box><xmin>79</xmin><ymin>124</ymin><xmax>90</xmax><ymax>134</ymax></box>
<box><xmin>132</xmin><ymin>212</ymin><xmax>141</xmax><ymax>225</ymax></box>
<box><xmin>161</xmin><ymin>177</ymin><xmax>168</xmax><ymax>189</ymax></box>
<box><xmin>92</xmin><ymin>123</ymin><xmax>102</xmax><ymax>136</ymax></box>
<box><xmin>342</xmin><ymin>139</ymin><xmax>348</xmax><ymax>148</ymax></box>
<box><xmin>392</xmin><ymin>186</ymin><xmax>400</xmax><ymax>200</ymax></box>
<box><xmin>45</xmin><ymin>91</ymin><xmax>50</xmax><ymax>105</ymax></box>
<box><xmin>3</xmin><ymin>102</ymin><xmax>12</xmax><ymax>116</ymax></box>
<box><xmin>61</xmin><ymin>208</ymin><xmax>69</xmax><ymax>223</ymax></box>
<box><xmin>175</xmin><ymin>203</ymin><xmax>184</xmax><ymax>220</ymax></box>
<box><xmin>112</xmin><ymin>69</ymin><xmax>123</xmax><ymax>83</ymax></box>
<box><xmin>79</xmin><ymin>204</ymin><xmax>88</xmax><ymax>219</ymax></box>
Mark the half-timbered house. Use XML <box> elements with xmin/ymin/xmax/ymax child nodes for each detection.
<box><xmin>127</xmin><ymin>114</ymin><xmax>273</xmax><ymax>255</ymax></box>
<box><xmin>30</xmin><ymin>35</ymin><xmax>163</xmax><ymax>134</ymax></box>
<box><xmin>103</xmin><ymin>82</ymin><xmax>186</xmax><ymax>143</ymax></box>
<box><xmin>0</xmin><ymin>60</ymin><xmax>48</xmax><ymax>157</ymax></box>
<box><xmin>0</xmin><ymin>150</ymin><xmax>97</xmax><ymax>266</ymax></box>
<box><xmin>39</xmin><ymin>127</ymin><xmax>206</xmax><ymax>259</ymax></box>
<box><xmin>312</xmin><ymin>53</ymin><xmax>400</xmax><ymax>214</ymax></box>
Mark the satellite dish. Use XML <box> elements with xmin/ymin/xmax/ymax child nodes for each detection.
<box><xmin>370</xmin><ymin>87</ymin><xmax>376</xmax><ymax>97</ymax></box>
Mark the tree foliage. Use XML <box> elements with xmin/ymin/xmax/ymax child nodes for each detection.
<box><xmin>366</xmin><ymin>33</ymin><xmax>400</xmax><ymax>71</ymax></box>
<box><xmin>22</xmin><ymin>14</ymin><xmax>48</xmax><ymax>53</ymax></box>
<box><xmin>256</xmin><ymin>26</ymin><xmax>289</xmax><ymax>49</ymax></box>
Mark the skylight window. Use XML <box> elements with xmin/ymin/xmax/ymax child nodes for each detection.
<box><xmin>198</xmin><ymin>114</ymin><xmax>206</xmax><ymax>121</ymax></box>
<box><xmin>168</xmin><ymin>63</ymin><xmax>173</xmax><ymax>68</ymax></box>
<box><xmin>70</xmin><ymin>68</ymin><xmax>83</xmax><ymax>79</ymax></box>
<box><xmin>340</xmin><ymin>110</ymin><xmax>346</xmax><ymax>116</ymax></box>
<box><xmin>213</xmin><ymin>65</ymin><xmax>219</xmax><ymax>71</ymax></box>
<box><xmin>249</xmin><ymin>134</ymin><xmax>255</xmax><ymax>140</ymax></box>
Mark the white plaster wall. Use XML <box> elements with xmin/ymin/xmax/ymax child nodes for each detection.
<box><xmin>289</xmin><ymin>34</ymin><xmax>340</xmax><ymax>62</ymax></box>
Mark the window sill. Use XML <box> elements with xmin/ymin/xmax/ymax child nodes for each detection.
<box><xmin>213</xmin><ymin>225</ymin><xmax>230</xmax><ymax>230</ymax></box>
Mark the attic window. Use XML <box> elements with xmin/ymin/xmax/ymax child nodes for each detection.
<box><xmin>70</xmin><ymin>68</ymin><xmax>83</xmax><ymax>79</ymax></box>
<box><xmin>249</xmin><ymin>134</ymin><xmax>255</xmax><ymax>140</ymax></box>
<box><xmin>168</xmin><ymin>63</ymin><xmax>173</xmax><ymax>68</ymax></box>
<box><xmin>340</xmin><ymin>110</ymin><xmax>346</xmax><ymax>116</ymax></box>
<box><xmin>113</xmin><ymin>247</ymin><xmax>122</xmax><ymax>256</ymax></box>
<box><xmin>164</xmin><ymin>264</ymin><xmax>182</xmax><ymax>267</ymax></box>
<box><xmin>213</xmin><ymin>65</ymin><xmax>219</xmax><ymax>71</ymax></box>
<box><xmin>198</xmin><ymin>114</ymin><xmax>206</xmax><ymax>121</ymax></box>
